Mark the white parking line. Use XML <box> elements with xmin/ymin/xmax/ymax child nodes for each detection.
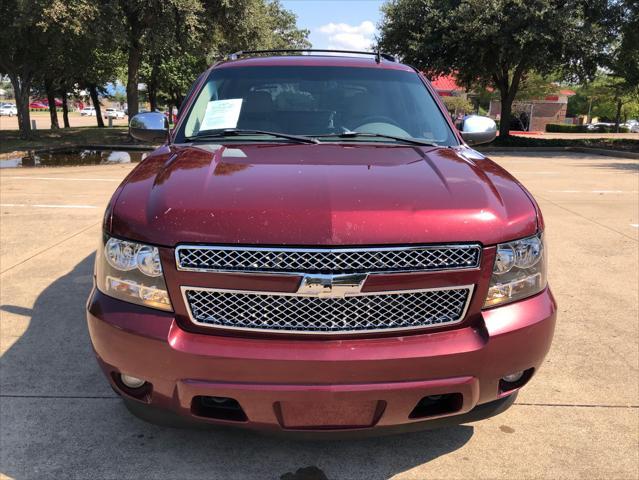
<box><xmin>0</xmin><ymin>203</ymin><xmax>97</xmax><ymax>209</ymax></box>
<box><xmin>0</xmin><ymin>176</ymin><xmax>120</xmax><ymax>182</ymax></box>
<box><xmin>548</xmin><ymin>190</ymin><xmax>638</xmax><ymax>194</ymax></box>
<box><xmin>631</xmin><ymin>224</ymin><xmax>639</xmax><ymax>229</ymax></box>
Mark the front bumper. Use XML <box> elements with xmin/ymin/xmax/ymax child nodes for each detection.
<box><xmin>87</xmin><ymin>287</ymin><xmax>556</xmax><ymax>433</ymax></box>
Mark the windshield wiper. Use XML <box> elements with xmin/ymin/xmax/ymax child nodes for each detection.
<box><xmin>317</xmin><ymin>131</ymin><xmax>438</xmax><ymax>147</ymax></box>
<box><xmin>187</xmin><ymin>128</ymin><xmax>319</xmax><ymax>144</ymax></box>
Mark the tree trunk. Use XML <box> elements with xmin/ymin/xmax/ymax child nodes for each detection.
<box><xmin>494</xmin><ymin>65</ymin><xmax>525</xmax><ymax>139</ymax></box>
<box><xmin>89</xmin><ymin>84</ymin><xmax>105</xmax><ymax>127</ymax></box>
<box><xmin>499</xmin><ymin>91</ymin><xmax>514</xmax><ymax>138</ymax></box>
<box><xmin>126</xmin><ymin>40</ymin><xmax>142</xmax><ymax>118</ymax></box>
<box><xmin>614</xmin><ymin>97</ymin><xmax>622</xmax><ymax>133</ymax></box>
<box><xmin>45</xmin><ymin>78</ymin><xmax>60</xmax><ymax>130</ymax></box>
<box><xmin>146</xmin><ymin>59</ymin><xmax>158</xmax><ymax>112</ymax></box>
<box><xmin>9</xmin><ymin>72</ymin><xmax>32</xmax><ymax>139</ymax></box>
<box><xmin>61</xmin><ymin>88</ymin><xmax>70</xmax><ymax>128</ymax></box>
<box><xmin>175</xmin><ymin>92</ymin><xmax>184</xmax><ymax>110</ymax></box>
<box><xmin>148</xmin><ymin>84</ymin><xmax>157</xmax><ymax>112</ymax></box>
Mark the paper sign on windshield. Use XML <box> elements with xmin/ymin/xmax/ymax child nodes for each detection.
<box><xmin>200</xmin><ymin>98</ymin><xmax>243</xmax><ymax>131</ymax></box>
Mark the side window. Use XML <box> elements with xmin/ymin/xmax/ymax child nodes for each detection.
<box><xmin>179</xmin><ymin>72</ymin><xmax>206</xmax><ymax>116</ymax></box>
<box><xmin>183</xmin><ymin>80</ymin><xmax>221</xmax><ymax>137</ymax></box>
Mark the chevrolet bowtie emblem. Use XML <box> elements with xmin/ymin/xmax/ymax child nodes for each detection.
<box><xmin>297</xmin><ymin>273</ymin><xmax>368</xmax><ymax>298</ymax></box>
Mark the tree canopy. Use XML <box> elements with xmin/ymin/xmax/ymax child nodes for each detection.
<box><xmin>377</xmin><ymin>0</ymin><xmax>620</xmax><ymax>137</ymax></box>
<box><xmin>0</xmin><ymin>0</ymin><xmax>310</xmax><ymax>137</ymax></box>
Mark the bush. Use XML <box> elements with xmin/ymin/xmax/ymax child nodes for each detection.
<box><xmin>546</xmin><ymin>123</ymin><xmax>630</xmax><ymax>133</ymax></box>
<box><xmin>442</xmin><ymin>96</ymin><xmax>474</xmax><ymax>115</ymax></box>
<box><xmin>546</xmin><ymin>124</ymin><xmax>589</xmax><ymax>133</ymax></box>
<box><xmin>489</xmin><ymin>135</ymin><xmax>639</xmax><ymax>152</ymax></box>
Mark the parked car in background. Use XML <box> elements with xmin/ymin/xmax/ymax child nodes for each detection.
<box><xmin>622</xmin><ymin>120</ymin><xmax>638</xmax><ymax>133</ymax></box>
<box><xmin>0</xmin><ymin>103</ymin><xmax>18</xmax><ymax>116</ymax></box>
<box><xmin>586</xmin><ymin>122</ymin><xmax>610</xmax><ymax>131</ymax></box>
<box><xmin>28</xmin><ymin>101</ymin><xmax>48</xmax><ymax>109</ymax></box>
<box><xmin>88</xmin><ymin>50</ymin><xmax>556</xmax><ymax>435</ymax></box>
<box><xmin>104</xmin><ymin>108</ymin><xmax>126</xmax><ymax>119</ymax></box>
<box><xmin>80</xmin><ymin>106</ymin><xmax>97</xmax><ymax>116</ymax></box>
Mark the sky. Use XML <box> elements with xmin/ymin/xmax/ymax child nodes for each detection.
<box><xmin>281</xmin><ymin>0</ymin><xmax>385</xmax><ymax>51</ymax></box>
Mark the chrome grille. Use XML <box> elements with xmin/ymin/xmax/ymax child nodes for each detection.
<box><xmin>182</xmin><ymin>286</ymin><xmax>473</xmax><ymax>334</ymax></box>
<box><xmin>176</xmin><ymin>245</ymin><xmax>481</xmax><ymax>274</ymax></box>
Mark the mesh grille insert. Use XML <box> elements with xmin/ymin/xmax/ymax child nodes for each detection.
<box><xmin>183</xmin><ymin>287</ymin><xmax>472</xmax><ymax>333</ymax></box>
<box><xmin>176</xmin><ymin>245</ymin><xmax>481</xmax><ymax>274</ymax></box>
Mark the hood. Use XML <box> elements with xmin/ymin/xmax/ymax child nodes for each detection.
<box><xmin>110</xmin><ymin>143</ymin><xmax>538</xmax><ymax>246</ymax></box>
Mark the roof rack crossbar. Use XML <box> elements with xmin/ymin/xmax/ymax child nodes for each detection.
<box><xmin>227</xmin><ymin>49</ymin><xmax>397</xmax><ymax>63</ymax></box>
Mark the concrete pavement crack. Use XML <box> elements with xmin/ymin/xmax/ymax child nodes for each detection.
<box><xmin>0</xmin><ymin>221</ymin><xmax>100</xmax><ymax>275</ymax></box>
<box><xmin>536</xmin><ymin>194</ymin><xmax>638</xmax><ymax>242</ymax></box>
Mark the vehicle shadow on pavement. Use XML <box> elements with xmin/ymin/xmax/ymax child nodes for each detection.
<box><xmin>588</xmin><ymin>162</ymin><xmax>639</xmax><ymax>172</ymax></box>
<box><xmin>0</xmin><ymin>254</ymin><xmax>474</xmax><ymax>480</ymax></box>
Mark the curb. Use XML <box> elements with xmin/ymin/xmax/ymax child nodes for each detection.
<box><xmin>478</xmin><ymin>146</ymin><xmax>639</xmax><ymax>160</ymax></box>
<box><xmin>68</xmin><ymin>144</ymin><xmax>155</xmax><ymax>151</ymax></box>
<box><xmin>0</xmin><ymin>144</ymin><xmax>156</xmax><ymax>161</ymax></box>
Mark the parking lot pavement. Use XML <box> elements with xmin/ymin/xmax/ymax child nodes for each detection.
<box><xmin>0</xmin><ymin>152</ymin><xmax>637</xmax><ymax>479</ymax></box>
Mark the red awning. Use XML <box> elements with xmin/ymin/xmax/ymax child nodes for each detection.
<box><xmin>429</xmin><ymin>75</ymin><xmax>463</xmax><ymax>93</ymax></box>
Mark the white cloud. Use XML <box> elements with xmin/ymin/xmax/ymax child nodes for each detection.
<box><xmin>316</xmin><ymin>21</ymin><xmax>376</xmax><ymax>51</ymax></box>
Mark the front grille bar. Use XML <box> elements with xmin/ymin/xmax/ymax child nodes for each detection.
<box><xmin>175</xmin><ymin>244</ymin><xmax>481</xmax><ymax>275</ymax></box>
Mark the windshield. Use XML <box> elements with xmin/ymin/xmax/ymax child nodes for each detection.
<box><xmin>176</xmin><ymin>66</ymin><xmax>457</xmax><ymax>146</ymax></box>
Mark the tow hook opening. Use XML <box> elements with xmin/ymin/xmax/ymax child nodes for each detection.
<box><xmin>409</xmin><ymin>393</ymin><xmax>464</xmax><ymax>419</ymax></box>
<box><xmin>499</xmin><ymin>368</ymin><xmax>535</xmax><ymax>394</ymax></box>
<box><xmin>191</xmin><ymin>396</ymin><xmax>248</xmax><ymax>422</ymax></box>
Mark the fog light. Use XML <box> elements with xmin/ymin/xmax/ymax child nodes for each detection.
<box><xmin>120</xmin><ymin>374</ymin><xmax>145</xmax><ymax>389</ymax></box>
<box><xmin>502</xmin><ymin>371</ymin><xmax>525</xmax><ymax>383</ymax></box>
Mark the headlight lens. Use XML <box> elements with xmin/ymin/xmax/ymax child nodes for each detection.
<box><xmin>96</xmin><ymin>235</ymin><xmax>172</xmax><ymax>311</ymax></box>
<box><xmin>484</xmin><ymin>233</ymin><xmax>547</xmax><ymax>308</ymax></box>
<box><xmin>105</xmin><ymin>237</ymin><xmax>140</xmax><ymax>271</ymax></box>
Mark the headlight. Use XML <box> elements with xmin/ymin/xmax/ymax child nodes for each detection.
<box><xmin>96</xmin><ymin>234</ymin><xmax>172</xmax><ymax>311</ymax></box>
<box><xmin>484</xmin><ymin>233</ymin><xmax>547</xmax><ymax>308</ymax></box>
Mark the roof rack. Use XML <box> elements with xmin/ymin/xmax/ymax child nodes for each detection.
<box><xmin>226</xmin><ymin>49</ymin><xmax>397</xmax><ymax>64</ymax></box>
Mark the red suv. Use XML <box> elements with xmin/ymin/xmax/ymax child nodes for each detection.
<box><xmin>87</xmin><ymin>51</ymin><xmax>556</xmax><ymax>434</ymax></box>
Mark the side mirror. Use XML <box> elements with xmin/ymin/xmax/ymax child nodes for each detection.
<box><xmin>129</xmin><ymin>112</ymin><xmax>169</xmax><ymax>143</ymax></box>
<box><xmin>460</xmin><ymin>115</ymin><xmax>497</xmax><ymax>146</ymax></box>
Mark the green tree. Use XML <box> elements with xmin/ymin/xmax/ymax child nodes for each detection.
<box><xmin>140</xmin><ymin>0</ymin><xmax>310</xmax><ymax>113</ymax></box>
<box><xmin>614</xmin><ymin>0</ymin><xmax>639</xmax><ymax>89</ymax></box>
<box><xmin>39</xmin><ymin>0</ymin><xmax>123</xmax><ymax>127</ymax></box>
<box><xmin>568</xmin><ymin>75</ymin><xmax>639</xmax><ymax>123</ymax></box>
<box><xmin>262</xmin><ymin>0</ymin><xmax>312</xmax><ymax>49</ymax></box>
<box><xmin>442</xmin><ymin>95</ymin><xmax>473</xmax><ymax>115</ymax></box>
<box><xmin>378</xmin><ymin>0</ymin><xmax>616</xmax><ymax>138</ymax></box>
<box><xmin>1</xmin><ymin>0</ymin><xmax>309</xmax><ymax>137</ymax></box>
<box><xmin>110</xmin><ymin>0</ymin><xmax>203</xmax><ymax>119</ymax></box>
<box><xmin>515</xmin><ymin>73</ymin><xmax>556</xmax><ymax>101</ymax></box>
<box><xmin>140</xmin><ymin>0</ymin><xmax>205</xmax><ymax>112</ymax></box>
<box><xmin>202</xmin><ymin>0</ymin><xmax>310</xmax><ymax>56</ymax></box>
<box><xmin>605</xmin><ymin>0</ymin><xmax>639</xmax><ymax>130</ymax></box>
<box><xmin>0</xmin><ymin>0</ymin><xmax>50</xmax><ymax>137</ymax></box>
